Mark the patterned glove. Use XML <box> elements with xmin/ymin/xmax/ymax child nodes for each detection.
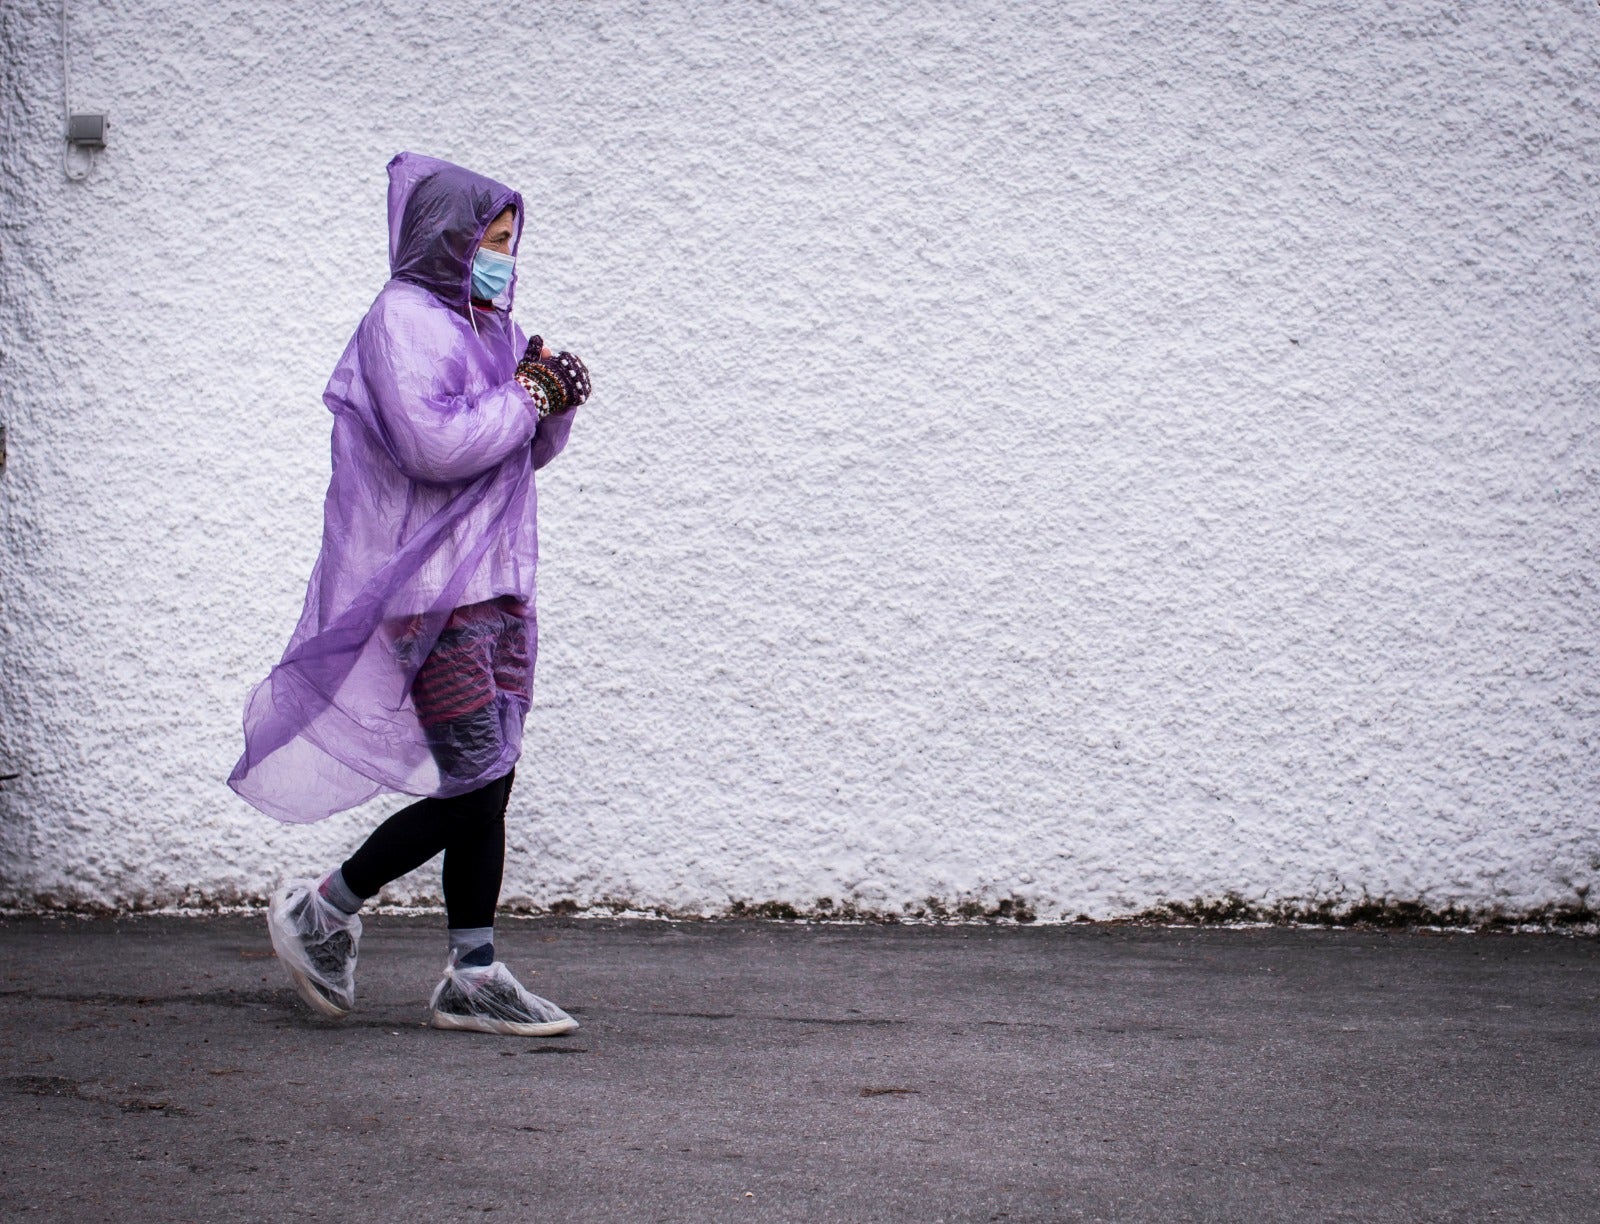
<box><xmin>514</xmin><ymin>336</ymin><xmax>591</xmax><ymax>418</ymax></box>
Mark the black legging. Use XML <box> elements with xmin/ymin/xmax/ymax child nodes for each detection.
<box><xmin>339</xmin><ymin>769</ymin><xmax>514</xmax><ymax>929</ymax></box>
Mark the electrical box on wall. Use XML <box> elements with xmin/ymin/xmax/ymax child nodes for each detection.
<box><xmin>67</xmin><ymin>112</ymin><xmax>107</xmax><ymax>149</ymax></box>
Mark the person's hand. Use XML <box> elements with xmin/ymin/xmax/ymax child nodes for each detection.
<box><xmin>515</xmin><ymin>340</ymin><xmax>590</xmax><ymax>416</ymax></box>
<box><xmin>541</xmin><ymin>350</ymin><xmax>590</xmax><ymax>410</ymax></box>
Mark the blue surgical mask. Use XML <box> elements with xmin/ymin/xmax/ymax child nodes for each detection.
<box><xmin>470</xmin><ymin>247</ymin><xmax>516</xmax><ymax>301</ymax></box>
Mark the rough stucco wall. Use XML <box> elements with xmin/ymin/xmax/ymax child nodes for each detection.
<box><xmin>1</xmin><ymin>1</ymin><xmax>1596</xmax><ymax>919</ymax></box>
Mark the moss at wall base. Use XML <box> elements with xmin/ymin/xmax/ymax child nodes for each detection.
<box><xmin>6</xmin><ymin>886</ymin><xmax>1596</xmax><ymax>933</ymax></box>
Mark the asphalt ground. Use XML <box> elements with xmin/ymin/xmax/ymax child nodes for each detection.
<box><xmin>0</xmin><ymin>914</ymin><xmax>1595</xmax><ymax>1223</ymax></box>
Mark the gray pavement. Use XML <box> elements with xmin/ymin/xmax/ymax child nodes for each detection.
<box><xmin>0</xmin><ymin>914</ymin><xmax>1595</xmax><ymax>1223</ymax></box>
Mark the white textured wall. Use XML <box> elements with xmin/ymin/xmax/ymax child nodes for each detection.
<box><xmin>1</xmin><ymin>0</ymin><xmax>1596</xmax><ymax>920</ymax></box>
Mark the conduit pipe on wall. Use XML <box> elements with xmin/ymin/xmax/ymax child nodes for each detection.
<box><xmin>61</xmin><ymin>0</ymin><xmax>106</xmax><ymax>181</ymax></box>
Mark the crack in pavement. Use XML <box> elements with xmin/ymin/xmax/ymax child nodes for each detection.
<box><xmin>3</xmin><ymin>1074</ymin><xmax>193</xmax><ymax>1115</ymax></box>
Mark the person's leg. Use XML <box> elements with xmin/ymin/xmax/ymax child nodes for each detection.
<box><xmin>333</xmin><ymin>772</ymin><xmax>511</xmax><ymax>910</ymax></box>
<box><xmin>443</xmin><ymin>769</ymin><xmax>513</xmax><ymax>965</ymax></box>
<box><xmin>423</xmin><ymin>768</ymin><xmax>576</xmax><ymax>1036</ymax></box>
<box><xmin>272</xmin><ymin>777</ymin><xmax>503</xmax><ymax>1019</ymax></box>
<box><xmin>442</xmin><ymin>599</ymin><xmax>528</xmax><ymax>956</ymax></box>
<box><xmin>335</xmin><ymin>795</ymin><xmax>455</xmax><ymax>905</ymax></box>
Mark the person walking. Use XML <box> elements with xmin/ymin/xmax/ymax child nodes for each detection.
<box><xmin>228</xmin><ymin>152</ymin><xmax>590</xmax><ymax>1036</ymax></box>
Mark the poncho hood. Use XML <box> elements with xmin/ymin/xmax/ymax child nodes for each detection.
<box><xmin>387</xmin><ymin>151</ymin><xmax>524</xmax><ymax>311</ymax></box>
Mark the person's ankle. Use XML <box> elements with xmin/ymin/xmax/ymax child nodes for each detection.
<box><xmin>449</xmin><ymin>926</ymin><xmax>495</xmax><ymax>967</ymax></box>
<box><xmin>318</xmin><ymin>868</ymin><xmax>365</xmax><ymax>916</ymax></box>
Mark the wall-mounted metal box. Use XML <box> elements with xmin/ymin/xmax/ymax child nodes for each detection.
<box><xmin>67</xmin><ymin>113</ymin><xmax>107</xmax><ymax>149</ymax></box>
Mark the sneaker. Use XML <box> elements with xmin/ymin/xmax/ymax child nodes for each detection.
<box><xmin>267</xmin><ymin>880</ymin><xmax>361</xmax><ymax>1018</ymax></box>
<box><xmin>428</xmin><ymin>955</ymin><xmax>579</xmax><ymax>1037</ymax></box>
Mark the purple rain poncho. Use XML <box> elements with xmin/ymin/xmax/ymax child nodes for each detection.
<box><xmin>229</xmin><ymin>152</ymin><xmax>576</xmax><ymax>823</ymax></box>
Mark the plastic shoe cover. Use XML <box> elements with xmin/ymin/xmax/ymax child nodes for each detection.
<box><xmin>267</xmin><ymin>880</ymin><xmax>361</xmax><ymax>1018</ymax></box>
<box><xmin>428</xmin><ymin>955</ymin><xmax>578</xmax><ymax>1037</ymax></box>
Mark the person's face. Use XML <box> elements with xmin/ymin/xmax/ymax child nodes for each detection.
<box><xmin>479</xmin><ymin>207</ymin><xmax>516</xmax><ymax>256</ymax></box>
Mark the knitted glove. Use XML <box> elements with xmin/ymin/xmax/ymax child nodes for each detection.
<box><xmin>514</xmin><ymin>336</ymin><xmax>590</xmax><ymax>418</ymax></box>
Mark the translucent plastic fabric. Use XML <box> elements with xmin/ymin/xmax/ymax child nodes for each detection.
<box><xmin>229</xmin><ymin>153</ymin><xmax>576</xmax><ymax>822</ymax></box>
<box><xmin>267</xmin><ymin>880</ymin><xmax>362</xmax><ymax>1018</ymax></box>
<box><xmin>428</xmin><ymin>954</ymin><xmax>579</xmax><ymax>1037</ymax></box>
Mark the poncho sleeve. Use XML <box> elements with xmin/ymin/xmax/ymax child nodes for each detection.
<box><xmin>532</xmin><ymin>409</ymin><xmax>576</xmax><ymax>471</ymax></box>
<box><xmin>358</xmin><ymin>295</ymin><xmax>541</xmax><ymax>485</ymax></box>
